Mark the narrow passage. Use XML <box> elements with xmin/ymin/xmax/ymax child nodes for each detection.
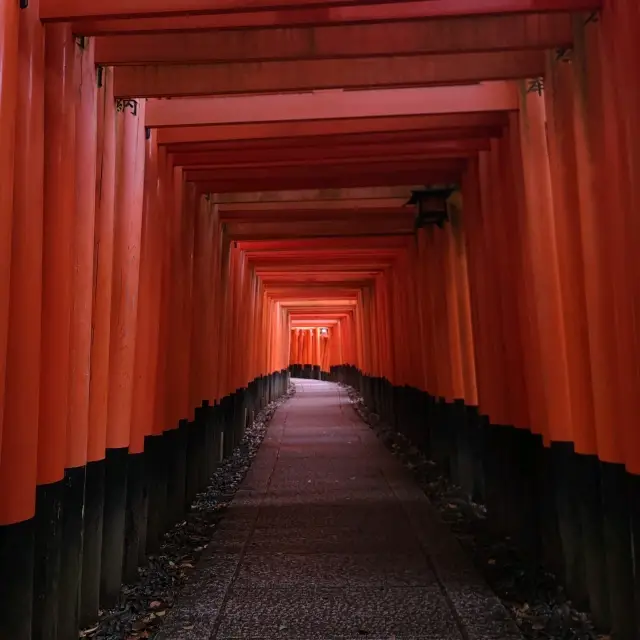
<box><xmin>159</xmin><ymin>380</ymin><xmax>521</xmax><ymax>640</ymax></box>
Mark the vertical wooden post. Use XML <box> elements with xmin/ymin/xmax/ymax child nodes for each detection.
<box><xmin>34</xmin><ymin>22</ymin><xmax>76</xmax><ymax>640</ymax></box>
<box><xmin>81</xmin><ymin>66</ymin><xmax>117</xmax><ymax>629</ymax></box>
<box><xmin>57</xmin><ymin>35</ymin><xmax>98</xmax><ymax>640</ymax></box>
<box><xmin>101</xmin><ymin>101</ymin><xmax>145</xmax><ymax>607</ymax></box>
<box><xmin>0</xmin><ymin>0</ymin><xmax>20</xmax><ymax>455</ymax></box>
<box><xmin>0</xmin><ymin>1</ymin><xmax>43</xmax><ymax>637</ymax></box>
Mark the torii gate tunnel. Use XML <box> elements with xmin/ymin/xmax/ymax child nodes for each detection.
<box><xmin>1</xmin><ymin>0</ymin><xmax>640</xmax><ymax>638</ymax></box>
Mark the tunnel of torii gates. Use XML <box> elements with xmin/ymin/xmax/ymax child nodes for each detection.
<box><xmin>1</xmin><ymin>0</ymin><xmax>640</xmax><ymax>638</ymax></box>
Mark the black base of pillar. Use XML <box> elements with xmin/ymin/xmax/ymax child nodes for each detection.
<box><xmin>574</xmin><ymin>453</ymin><xmax>610</xmax><ymax>629</ymax></box>
<box><xmin>0</xmin><ymin>518</ymin><xmax>35</xmax><ymax>640</ymax></box>
<box><xmin>58</xmin><ymin>466</ymin><xmax>86</xmax><ymax>640</ymax></box>
<box><xmin>145</xmin><ymin>434</ymin><xmax>168</xmax><ymax>555</ymax></box>
<box><xmin>166</xmin><ymin>424</ymin><xmax>187</xmax><ymax>525</ymax></box>
<box><xmin>123</xmin><ymin>452</ymin><xmax>147</xmax><ymax>584</ymax></box>
<box><xmin>100</xmin><ymin>447</ymin><xmax>128</xmax><ymax>608</ymax></box>
<box><xmin>222</xmin><ymin>397</ymin><xmax>235</xmax><ymax>459</ymax></box>
<box><xmin>600</xmin><ymin>461</ymin><xmax>636</xmax><ymax>639</ymax></box>
<box><xmin>80</xmin><ymin>459</ymin><xmax>105</xmax><ymax>628</ymax></box>
<box><xmin>629</xmin><ymin>472</ymin><xmax>640</xmax><ymax>639</ymax></box>
<box><xmin>550</xmin><ymin>442</ymin><xmax>589</xmax><ymax>610</ymax></box>
<box><xmin>33</xmin><ymin>479</ymin><xmax>64</xmax><ymax>640</ymax></box>
<box><xmin>185</xmin><ymin>419</ymin><xmax>200</xmax><ymax>506</ymax></box>
<box><xmin>532</xmin><ymin>442</ymin><xmax>564</xmax><ymax>581</ymax></box>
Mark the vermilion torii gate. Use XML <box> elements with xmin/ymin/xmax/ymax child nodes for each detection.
<box><xmin>2</xmin><ymin>0</ymin><xmax>640</xmax><ymax>639</ymax></box>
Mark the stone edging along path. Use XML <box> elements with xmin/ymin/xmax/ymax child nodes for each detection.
<box><xmin>81</xmin><ymin>385</ymin><xmax>296</xmax><ymax>640</ymax></box>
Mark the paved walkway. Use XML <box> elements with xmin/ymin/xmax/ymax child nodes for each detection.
<box><xmin>159</xmin><ymin>380</ymin><xmax>521</xmax><ymax>640</ymax></box>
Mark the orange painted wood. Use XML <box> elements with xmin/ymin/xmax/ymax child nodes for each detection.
<box><xmin>147</xmin><ymin>84</ymin><xmax>516</xmax><ymax>128</ymax></box>
<box><xmin>94</xmin><ymin>13</ymin><xmax>572</xmax><ymax>65</ymax></box>
<box><xmin>88</xmin><ymin>69</ymin><xmax>117</xmax><ymax>462</ymax></box>
<box><xmin>114</xmin><ymin>52</ymin><xmax>542</xmax><ymax>98</ymax></box>
<box><xmin>171</xmin><ymin>139</ymin><xmax>489</xmax><ymax>168</ymax></box>
<box><xmin>514</xmin><ymin>89</ymin><xmax>573</xmax><ymax>443</ymax></box>
<box><xmin>152</xmin><ymin>146</ymin><xmax>173</xmax><ymax>434</ymax></box>
<box><xmin>131</xmin><ymin>131</ymin><xmax>163</xmax><ymax>453</ymax></box>
<box><xmin>106</xmin><ymin>104</ymin><xmax>146</xmax><ymax>450</ymax></box>
<box><xmin>543</xmin><ymin>52</ymin><xmax>597</xmax><ymax>456</ymax></box>
<box><xmin>0</xmin><ymin>0</ymin><xmax>20</xmax><ymax>457</ymax></box>
<box><xmin>606</xmin><ymin>0</ymin><xmax>640</xmax><ymax>473</ymax></box>
<box><xmin>0</xmin><ymin>0</ymin><xmax>44</xmax><ymax>525</ymax></box>
<box><xmin>41</xmin><ymin>0</ymin><xmax>600</xmax><ymax>21</ymax></box>
<box><xmin>66</xmin><ymin>39</ymin><xmax>98</xmax><ymax>470</ymax></box>
<box><xmin>163</xmin><ymin>166</ymin><xmax>186</xmax><ymax>425</ymax></box>
<box><xmin>462</xmin><ymin>160</ymin><xmax>499</xmax><ymax>423</ymax></box>
<box><xmin>37</xmin><ymin>23</ymin><xmax>77</xmax><ymax>486</ymax></box>
<box><xmin>71</xmin><ymin>0</ymin><xmax>598</xmax><ymax>35</ymax></box>
<box><xmin>448</xmin><ymin>194</ymin><xmax>477</xmax><ymax>405</ymax></box>
<box><xmin>570</xmin><ymin>20</ymin><xmax>625</xmax><ymax>464</ymax></box>
<box><xmin>157</xmin><ymin>117</ymin><xmax>504</xmax><ymax>147</ymax></box>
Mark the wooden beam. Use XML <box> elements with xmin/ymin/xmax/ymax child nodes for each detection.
<box><xmin>212</xmin><ymin>187</ymin><xmax>420</xmax><ymax>204</ymax></box>
<box><xmin>164</xmin><ymin>128</ymin><xmax>499</xmax><ymax>153</ymax></box>
<box><xmin>224</xmin><ymin>218</ymin><xmax>415</xmax><ymax>240</ymax></box>
<box><xmin>43</xmin><ymin>0</ymin><xmax>601</xmax><ymax>22</ymax></box>
<box><xmin>185</xmin><ymin>159</ymin><xmax>463</xmax><ymax>183</ymax></box>
<box><xmin>158</xmin><ymin>117</ymin><xmax>505</xmax><ymax>147</ymax></box>
<box><xmin>114</xmin><ymin>50</ymin><xmax>544</xmax><ymax>98</ymax></box>
<box><xmin>219</xmin><ymin>206</ymin><xmax>413</xmax><ymax>222</ymax></box>
<box><xmin>219</xmin><ymin>199</ymin><xmax>411</xmax><ymax>211</ymax></box>
<box><xmin>171</xmin><ymin>139</ymin><xmax>490</xmax><ymax>167</ymax></box>
<box><xmin>147</xmin><ymin>84</ymin><xmax>516</xmax><ymax>128</ymax></box>
<box><xmin>95</xmin><ymin>13</ymin><xmax>572</xmax><ymax>65</ymax></box>
<box><xmin>195</xmin><ymin>171</ymin><xmax>459</xmax><ymax>192</ymax></box>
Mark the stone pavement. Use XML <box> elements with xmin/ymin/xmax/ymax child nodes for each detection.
<box><xmin>158</xmin><ymin>380</ymin><xmax>522</xmax><ymax>640</ymax></box>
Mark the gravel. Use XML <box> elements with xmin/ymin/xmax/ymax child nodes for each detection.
<box><xmin>80</xmin><ymin>384</ymin><xmax>296</xmax><ymax>640</ymax></box>
<box><xmin>341</xmin><ymin>383</ymin><xmax>608</xmax><ymax>640</ymax></box>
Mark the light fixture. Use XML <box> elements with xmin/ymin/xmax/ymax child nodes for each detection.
<box><xmin>405</xmin><ymin>187</ymin><xmax>456</xmax><ymax>230</ymax></box>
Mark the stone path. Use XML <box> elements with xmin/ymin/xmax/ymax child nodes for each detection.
<box><xmin>158</xmin><ymin>380</ymin><xmax>522</xmax><ymax>640</ymax></box>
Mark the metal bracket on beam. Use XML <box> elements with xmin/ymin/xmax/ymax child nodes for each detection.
<box><xmin>585</xmin><ymin>10</ymin><xmax>599</xmax><ymax>25</ymax></box>
<box><xmin>75</xmin><ymin>36</ymin><xmax>86</xmax><ymax>50</ymax></box>
<box><xmin>116</xmin><ymin>99</ymin><xmax>138</xmax><ymax>116</ymax></box>
<box><xmin>97</xmin><ymin>66</ymin><xmax>104</xmax><ymax>89</ymax></box>
<box><xmin>555</xmin><ymin>48</ymin><xmax>573</xmax><ymax>63</ymax></box>
<box><xmin>19</xmin><ymin>0</ymin><xmax>28</xmax><ymax>8</ymax></box>
<box><xmin>527</xmin><ymin>78</ymin><xmax>544</xmax><ymax>96</ymax></box>
<box><xmin>145</xmin><ymin>127</ymin><xmax>151</xmax><ymax>140</ymax></box>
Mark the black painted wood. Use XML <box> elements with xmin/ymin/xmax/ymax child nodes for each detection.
<box><xmin>145</xmin><ymin>434</ymin><xmax>168</xmax><ymax>555</ymax></box>
<box><xmin>575</xmin><ymin>453</ymin><xmax>610</xmax><ymax>630</ymax></box>
<box><xmin>0</xmin><ymin>517</ymin><xmax>35</xmax><ymax>640</ymax></box>
<box><xmin>600</xmin><ymin>461</ymin><xmax>636</xmax><ymax>639</ymax></box>
<box><xmin>100</xmin><ymin>447</ymin><xmax>128</xmax><ymax>608</ymax></box>
<box><xmin>80</xmin><ymin>459</ymin><xmax>105</xmax><ymax>628</ymax></box>
<box><xmin>123</xmin><ymin>452</ymin><xmax>147</xmax><ymax>584</ymax></box>
<box><xmin>58</xmin><ymin>465</ymin><xmax>86</xmax><ymax>640</ymax></box>
<box><xmin>33</xmin><ymin>479</ymin><xmax>64</xmax><ymax>640</ymax></box>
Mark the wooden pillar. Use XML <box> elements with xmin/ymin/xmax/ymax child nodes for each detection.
<box><xmin>571</xmin><ymin>14</ymin><xmax>637</xmax><ymax>637</ymax></box>
<box><xmin>80</xmin><ymin>66</ymin><xmax>116</xmax><ymax>629</ymax></box>
<box><xmin>544</xmin><ymin>51</ymin><xmax>609</xmax><ymax>626</ymax></box>
<box><xmin>0</xmin><ymin>0</ymin><xmax>20</xmax><ymax>455</ymax></box>
<box><xmin>101</xmin><ymin>100</ymin><xmax>145</xmax><ymax>607</ymax></box>
<box><xmin>55</xmin><ymin>35</ymin><xmax>98</xmax><ymax>640</ymax></box>
<box><xmin>0</xmin><ymin>1</ymin><xmax>43</xmax><ymax>637</ymax></box>
<box><xmin>33</xmin><ymin>23</ymin><xmax>76</xmax><ymax>640</ymax></box>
